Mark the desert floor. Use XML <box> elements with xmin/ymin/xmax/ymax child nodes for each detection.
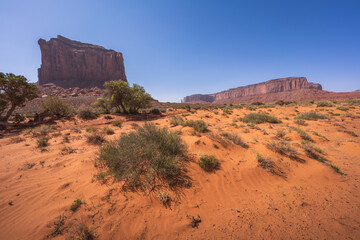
<box><xmin>1</xmin><ymin>104</ymin><xmax>360</xmax><ymax>239</ymax></box>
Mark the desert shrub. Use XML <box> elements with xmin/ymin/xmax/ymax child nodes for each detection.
<box><xmin>317</xmin><ymin>101</ymin><xmax>334</xmax><ymax>107</ymax></box>
<box><xmin>42</xmin><ymin>96</ymin><xmax>74</xmax><ymax>118</ymax></box>
<box><xmin>85</xmin><ymin>126</ymin><xmax>98</xmax><ymax>133</ymax></box>
<box><xmin>337</xmin><ymin>106</ymin><xmax>349</xmax><ymax>111</ymax></box>
<box><xmin>77</xmin><ymin>105</ymin><xmax>99</xmax><ymax>120</ymax></box>
<box><xmin>241</xmin><ymin>113</ymin><xmax>282</xmax><ymax>124</ymax></box>
<box><xmin>104</xmin><ymin>115</ymin><xmax>113</xmax><ymax>120</ymax></box>
<box><xmin>185</xmin><ymin>120</ymin><xmax>208</xmax><ymax>133</ymax></box>
<box><xmin>158</xmin><ymin>191</ymin><xmax>171</xmax><ymax>205</ymax></box>
<box><xmin>251</xmin><ymin>102</ymin><xmax>265</xmax><ymax>106</ymax></box>
<box><xmin>32</xmin><ymin>124</ymin><xmax>52</xmax><ymax>136</ymax></box>
<box><xmin>256</xmin><ymin>154</ymin><xmax>285</xmax><ymax>177</ymax></box>
<box><xmin>150</xmin><ymin>108</ymin><xmax>161</xmax><ymax>115</ymax></box>
<box><xmin>112</xmin><ymin>120</ymin><xmax>122</xmax><ymax>128</ymax></box>
<box><xmin>296</xmin><ymin>128</ymin><xmax>313</xmax><ymax>141</ymax></box>
<box><xmin>337</xmin><ymin>129</ymin><xmax>358</xmax><ymax>137</ymax></box>
<box><xmin>170</xmin><ymin>116</ymin><xmax>185</xmax><ymax>126</ymax></box>
<box><xmin>37</xmin><ymin>136</ymin><xmax>49</xmax><ymax>148</ymax></box>
<box><xmin>220</xmin><ymin>132</ymin><xmax>248</xmax><ymax>148</ymax></box>
<box><xmin>198</xmin><ymin>154</ymin><xmax>218</xmax><ymax>172</ymax></box>
<box><xmin>93</xmin><ymin>97</ymin><xmax>111</xmax><ymax>114</ymax></box>
<box><xmin>103</xmin><ymin>126</ymin><xmax>115</xmax><ymax>135</ymax></box>
<box><xmin>61</xmin><ymin>146</ymin><xmax>76</xmax><ymax>155</ymax></box>
<box><xmin>296</xmin><ymin>112</ymin><xmax>328</xmax><ymax>120</ymax></box>
<box><xmin>70</xmin><ymin>199</ymin><xmax>82</xmax><ymax>212</ymax></box>
<box><xmin>96</xmin><ymin>123</ymin><xmax>188</xmax><ymax>190</ymax></box>
<box><xmin>86</xmin><ymin>132</ymin><xmax>106</xmax><ymax>145</ymax></box>
<box><xmin>0</xmin><ymin>72</ymin><xmax>39</xmax><ymax>121</ymax></box>
<box><xmin>266</xmin><ymin>141</ymin><xmax>298</xmax><ymax>159</ymax></box>
<box><xmin>294</xmin><ymin>119</ymin><xmax>308</xmax><ymax>126</ymax></box>
<box><xmin>301</xmin><ymin>142</ymin><xmax>327</xmax><ymax>162</ymax></box>
<box><xmin>276</xmin><ymin>129</ymin><xmax>286</xmax><ymax>139</ymax></box>
<box><xmin>104</xmin><ymin>80</ymin><xmax>152</xmax><ymax>114</ymax></box>
<box><xmin>13</xmin><ymin>113</ymin><xmax>25</xmax><ymax>124</ymax></box>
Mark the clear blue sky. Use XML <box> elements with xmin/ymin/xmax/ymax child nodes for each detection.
<box><xmin>1</xmin><ymin>0</ymin><xmax>359</xmax><ymax>102</ymax></box>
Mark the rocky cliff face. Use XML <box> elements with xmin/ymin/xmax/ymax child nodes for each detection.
<box><xmin>38</xmin><ymin>35</ymin><xmax>127</xmax><ymax>88</ymax></box>
<box><xmin>183</xmin><ymin>77</ymin><xmax>322</xmax><ymax>103</ymax></box>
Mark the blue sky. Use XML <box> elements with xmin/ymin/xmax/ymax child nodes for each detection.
<box><xmin>1</xmin><ymin>0</ymin><xmax>359</xmax><ymax>102</ymax></box>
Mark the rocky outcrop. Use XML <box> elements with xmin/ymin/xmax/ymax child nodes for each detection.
<box><xmin>38</xmin><ymin>35</ymin><xmax>127</xmax><ymax>88</ymax></box>
<box><xmin>183</xmin><ymin>77</ymin><xmax>322</xmax><ymax>103</ymax></box>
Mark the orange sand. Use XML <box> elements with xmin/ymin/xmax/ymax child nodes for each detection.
<box><xmin>1</xmin><ymin>104</ymin><xmax>360</xmax><ymax>239</ymax></box>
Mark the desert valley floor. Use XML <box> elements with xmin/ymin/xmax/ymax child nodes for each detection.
<box><xmin>1</xmin><ymin>103</ymin><xmax>360</xmax><ymax>239</ymax></box>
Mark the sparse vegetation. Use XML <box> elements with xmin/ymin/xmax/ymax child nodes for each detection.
<box><xmin>266</xmin><ymin>140</ymin><xmax>299</xmax><ymax>160</ymax></box>
<box><xmin>198</xmin><ymin>154</ymin><xmax>219</xmax><ymax>172</ymax></box>
<box><xmin>185</xmin><ymin>120</ymin><xmax>208</xmax><ymax>133</ymax></box>
<box><xmin>157</xmin><ymin>191</ymin><xmax>171</xmax><ymax>205</ymax></box>
<box><xmin>112</xmin><ymin>120</ymin><xmax>122</xmax><ymax>128</ymax></box>
<box><xmin>256</xmin><ymin>154</ymin><xmax>285</xmax><ymax>177</ymax></box>
<box><xmin>296</xmin><ymin>128</ymin><xmax>313</xmax><ymax>141</ymax></box>
<box><xmin>42</xmin><ymin>95</ymin><xmax>74</xmax><ymax>118</ymax></box>
<box><xmin>337</xmin><ymin>106</ymin><xmax>349</xmax><ymax>111</ymax></box>
<box><xmin>241</xmin><ymin>113</ymin><xmax>282</xmax><ymax>124</ymax></box>
<box><xmin>296</xmin><ymin>112</ymin><xmax>328</xmax><ymax>120</ymax></box>
<box><xmin>103</xmin><ymin>126</ymin><xmax>115</xmax><ymax>135</ymax></box>
<box><xmin>294</xmin><ymin>119</ymin><xmax>308</xmax><ymax>126</ymax></box>
<box><xmin>77</xmin><ymin>105</ymin><xmax>99</xmax><ymax>120</ymax></box>
<box><xmin>220</xmin><ymin>132</ymin><xmax>248</xmax><ymax>148</ymax></box>
<box><xmin>86</xmin><ymin>132</ymin><xmax>106</xmax><ymax>145</ymax></box>
<box><xmin>37</xmin><ymin>136</ymin><xmax>49</xmax><ymax>148</ymax></box>
<box><xmin>337</xmin><ymin>129</ymin><xmax>358</xmax><ymax>137</ymax></box>
<box><xmin>317</xmin><ymin>101</ymin><xmax>334</xmax><ymax>107</ymax></box>
<box><xmin>70</xmin><ymin>199</ymin><xmax>82</xmax><ymax>212</ymax></box>
<box><xmin>96</xmin><ymin>123</ymin><xmax>188</xmax><ymax>190</ymax></box>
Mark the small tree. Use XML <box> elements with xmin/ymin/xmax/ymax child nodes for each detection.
<box><xmin>0</xmin><ymin>72</ymin><xmax>39</xmax><ymax>122</ymax></box>
<box><xmin>104</xmin><ymin>80</ymin><xmax>152</xmax><ymax>114</ymax></box>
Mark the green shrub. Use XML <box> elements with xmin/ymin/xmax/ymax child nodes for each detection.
<box><xmin>294</xmin><ymin>119</ymin><xmax>308</xmax><ymax>126</ymax></box>
<box><xmin>96</xmin><ymin>123</ymin><xmax>188</xmax><ymax>190</ymax></box>
<box><xmin>256</xmin><ymin>154</ymin><xmax>285</xmax><ymax>177</ymax></box>
<box><xmin>198</xmin><ymin>155</ymin><xmax>218</xmax><ymax>172</ymax></box>
<box><xmin>170</xmin><ymin>116</ymin><xmax>185</xmax><ymax>126</ymax></box>
<box><xmin>86</xmin><ymin>132</ymin><xmax>106</xmax><ymax>145</ymax></box>
<box><xmin>185</xmin><ymin>120</ymin><xmax>208</xmax><ymax>133</ymax></box>
<box><xmin>70</xmin><ymin>199</ymin><xmax>82</xmax><ymax>212</ymax></box>
<box><xmin>32</xmin><ymin>125</ymin><xmax>52</xmax><ymax>136</ymax></box>
<box><xmin>37</xmin><ymin>136</ymin><xmax>49</xmax><ymax>148</ymax></box>
<box><xmin>103</xmin><ymin>126</ymin><xmax>115</xmax><ymax>135</ymax></box>
<box><xmin>150</xmin><ymin>108</ymin><xmax>161</xmax><ymax>115</ymax></box>
<box><xmin>220</xmin><ymin>132</ymin><xmax>248</xmax><ymax>148</ymax></box>
<box><xmin>296</xmin><ymin>112</ymin><xmax>329</xmax><ymax>120</ymax></box>
<box><xmin>296</xmin><ymin>128</ymin><xmax>313</xmax><ymax>141</ymax></box>
<box><xmin>241</xmin><ymin>113</ymin><xmax>282</xmax><ymax>124</ymax></box>
<box><xmin>337</xmin><ymin>106</ymin><xmax>349</xmax><ymax>111</ymax></box>
<box><xmin>42</xmin><ymin>96</ymin><xmax>74</xmax><ymax>118</ymax></box>
<box><xmin>112</xmin><ymin>120</ymin><xmax>122</xmax><ymax>128</ymax></box>
<box><xmin>316</xmin><ymin>101</ymin><xmax>334</xmax><ymax>107</ymax></box>
<box><xmin>77</xmin><ymin>105</ymin><xmax>99</xmax><ymax>120</ymax></box>
<box><xmin>13</xmin><ymin>113</ymin><xmax>25</xmax><ymax>124</ymax></box>
<box><xmin>266</xmin><ymin>141</ymin><xmax>298</xmax><ymax>159</ymax></box>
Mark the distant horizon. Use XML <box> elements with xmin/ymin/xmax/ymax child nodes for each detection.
<box><xmin>1</xmin><ymin>0</ymin><xmax>360</xmax><ymax>102</ymax></box>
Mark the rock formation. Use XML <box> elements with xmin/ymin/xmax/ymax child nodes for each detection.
<box><xmin>38</xmin><ymin>35</ymin><xmax>127</xmax><ymax>88</ymax></box>
<box><xmin>183</xmin><ymin>77</ymin><xmax>322</xmax><ymax>103</ymax></box>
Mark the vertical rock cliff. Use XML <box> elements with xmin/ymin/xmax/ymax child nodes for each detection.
<box><xmin>183</xmin><ymin>77</ymin><xmax>322</xmax><ymax>103</ymax></box>
<box><xmin>38</xmin><ymin>35</ymin><xmax>127</xmax><ymax>88</ymax></box>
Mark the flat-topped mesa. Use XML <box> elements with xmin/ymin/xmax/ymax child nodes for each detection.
<box><xmin>183</xmin><ymin>77</ymin><xmax>322</xmax><ymax>103</ymax></box>
<box><xmin>38</xmin><ymin>35</ymin><xmax>127</xmax><ymax>88</ymax></box>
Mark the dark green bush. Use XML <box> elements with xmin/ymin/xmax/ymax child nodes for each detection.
<box><xmin>70</xmin><ymin>199</ymin><xmax>82</xmax><ymax>212</ymax></box>
<box><xmin>185</xmin><ymin>120</ymin><xmax>208</xmax><ymax>133</ymax></box>
<box><xmin>198</xmin><ymin>155</ymin><xmax>219</xmax><ymax>172</ymax></box>
<box><xmin>77</xmin><ymin>105</ymin><xmax>99</xmax><ymax>120</ymax></box>
<box><xmin>296</xmin><ymin>112</ymin><xmax>329</xmax><ymax>120</ymax></box>
<box><xmin>96</xmin><ymin>123</ymin><xmax>188</xmax><ymax>190</ymax></box>
<box><xmin>42</xmin><ymin>96</ymin><xmax>74</xmax><ymax>118</ymax></box>
<box><xmin>241</xmin><ymin>113</ymin><xmax>282</xmax><ymax>124</ymax></box>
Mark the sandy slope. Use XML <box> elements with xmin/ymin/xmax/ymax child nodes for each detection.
<box><xmin>1</xmin><ymin>104</ymin><xmax>360</xmax><ymax>239</ymax></box>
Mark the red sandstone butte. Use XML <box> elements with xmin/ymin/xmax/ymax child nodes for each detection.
<box><xmin>38</xmin><ymin>35</ymin><xmax>127</xmax><ymax>88</ymax></box>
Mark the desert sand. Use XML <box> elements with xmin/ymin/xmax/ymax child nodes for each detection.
<box><xmin>1</xmin><ymin>103</ymin><xmax>360</xmax><ymax>239</ymax></box>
